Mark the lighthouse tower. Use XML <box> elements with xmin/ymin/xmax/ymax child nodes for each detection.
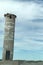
<box><xmin>2</xmin><ymin>13</ymin><xmax>16</xmax><ymax>60</ymax></box>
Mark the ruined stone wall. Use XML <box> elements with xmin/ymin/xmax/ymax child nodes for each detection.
<box><xmin>19</xmin><ymin>61</ymin><xmax>43</xmax><ymax>65</ymax></box>
<box><xmin>0</xmin><ymin>60</ymin><xmax>18</xmax><ymax>65</ymax></box>
<box><xmin>0</xmin><ymin>60</ymin><xmax>43</xmax><ymax>65</ymax></box>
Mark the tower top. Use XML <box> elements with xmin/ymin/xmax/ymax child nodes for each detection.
<box><xmin>4</xmin><ymin>13</ymin><xmax>16</xmax><ymax>18</ymax></box>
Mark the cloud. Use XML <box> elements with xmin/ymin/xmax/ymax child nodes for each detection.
<box><xmin>32</xmin><ymin>18</ymin><xmax>43</xmax><ymax>22</ymax></box>
<box><xmin>0</xmin><ymin>0</ymin><xmax>43</xmax><ymax>18</ymax></box>
<box><xmin>33</xmin><ymin>39</ymin><xmax>43</xmax><ymax>42</ymax></box>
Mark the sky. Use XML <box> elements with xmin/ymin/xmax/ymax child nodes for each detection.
<box><xmin>0</xmin><ymin>0</ymin><xmax>43</xmax><ymax>60</ymax></box>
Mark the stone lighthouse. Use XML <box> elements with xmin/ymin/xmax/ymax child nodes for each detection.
<box><xmin>2</xmin><ymin>13</ymin><xmax>16</xmax><ymax>60</ymax></box>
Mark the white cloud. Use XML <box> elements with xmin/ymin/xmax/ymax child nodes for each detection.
<box><xmin>14</xmin><ymin>36</ymin><xmax>43</xmax><ymax>51</ymax></box>
<box><xmin>0</xmin><ymin>1</ymin><xmax>43</xmax><ymax>19</ymax></box>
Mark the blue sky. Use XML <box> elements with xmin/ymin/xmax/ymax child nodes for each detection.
<box><xmin>0</xmin><ymin>0</ymin><xmax>43</xmax><ymax>60</ymax></box>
